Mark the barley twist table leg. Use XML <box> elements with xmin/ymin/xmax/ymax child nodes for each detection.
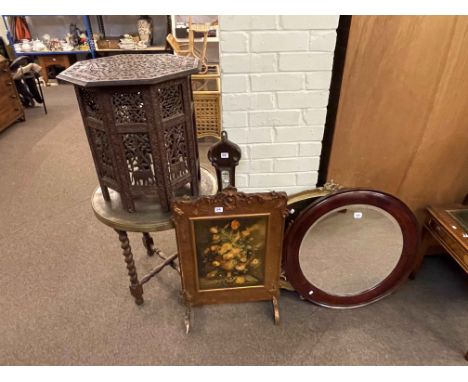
<box><xmin>116</xmin><ymin>229</ymin><xmax>144</xmax><ymax>305</ymax></box>
<box><xmin>142</xmin><ymin>232</ymin><xmax>180</xmax><ymax>273</ymax></box>
<box><xmin>142</xmin><ymin>232</ymin><xmax>155</xmax><ymax>257</ymax></box>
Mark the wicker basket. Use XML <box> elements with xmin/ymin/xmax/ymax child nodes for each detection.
<box><xmin>96</xmin><ymin>38</ymin><xmax>120</xmax><ymax>50</ymax></box>
<box><xmin>192</xmin><ymin>75</ymin><xmax>221</xmax><ymax>139</ymax></box>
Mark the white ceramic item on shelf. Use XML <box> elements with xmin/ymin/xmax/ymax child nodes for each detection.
<box><xmin>136</xmin><ymin>40</ymin><xmax>148</xmax><ymax>49</ymax></box>
<box><xmin>32</xmin><ymin>39</ymin><xmax>46</xmax><ymax>51</ymax></box>
<box><xmin>118</xmin><ymin>42</ymin><xmax>136</xmax><ymax>50</ymax></box>
<box><xmin>21</xmin><ymin>39</ymin><xmax>32</xmax><ymax>52</ymax></box>
<box><xmin>14</xmin><ymin>43</ymin><xmax>22</xmax><ymax>52</ymax></box>
<box><xmin>60</xmin><ymin>40</ymin><xmax>73</xmax><ymax>51</ymax></box>
<box><xmin>119</xmin><ymin>35</ymin><xmax>136</xmax><ymax>50</ymax></box>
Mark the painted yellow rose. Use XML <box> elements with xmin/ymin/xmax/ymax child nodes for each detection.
<box><xmin>222</xmin><ymin>259</ymin><xmax>236</xmax><ymax>271</ymax></box>
<box><xmin>235</xmin><ymin>276</ymin><xmax>246</xmax><ymax>285</ymax></box>
<box><xmin>212</xmin><ymin>261</ymin><xmax>221</xmax><ymax>267</ymax></box>
<box><xmin>220</xmin><ymin>242</ymin><xmax>233</xmax><ymax>254</ymax></box>
<box><xmin>251</xmin><ymin>258</ymin><xmax>260</xmax><ymax>267</ymax></box>
<box><xmin>209</xmin><ymin>227</ymin><xmax>218</xmax><ymax>234</ymax></box>
<box><xmin>222</xmin><ymin>252</ymin><xmax>234</xmax><ymax>260</ymax></box>
<box><xmin>235</xmin><ymin>264</ymin><xmax>246</xmax><ymax>271</ymax></box>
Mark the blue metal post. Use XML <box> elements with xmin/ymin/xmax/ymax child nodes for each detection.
<box><xmin>2</xmin><ymin>16</ymin><xmax>16</xmax><ymax>49</ymax></box>
<box><xmin>82</xmin><ymin>15</ymin><xmax>96</xmax><ymax>58</ymax></box>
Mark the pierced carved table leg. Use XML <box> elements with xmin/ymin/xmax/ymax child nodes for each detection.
<box><xmin>142</xmin><ymin>232</ymin><xmax>155</xmax><ymax>256</ymax></box>
<box><xmin>272</xmin><ymin>296</ymin><xmax>280</xmax><ymax>325</ymax></box>
<box><xmin>116</xmin><ymin>229</ymin><xmax>144</xmax><ymax>305</ymax></box>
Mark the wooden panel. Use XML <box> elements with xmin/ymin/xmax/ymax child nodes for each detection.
<box><xmin>327</xmin><ymin>16</ymin><xmax>468</xmax><ymax>223</ymax></box>
<box><xmin>0</xmin><ymin>58</ymin><xmax>24</xmax><ymax>133</ymax></box>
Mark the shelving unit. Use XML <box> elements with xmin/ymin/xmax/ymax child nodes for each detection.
<box><xmin>89</xmin><ymin>15</ymin><xmax>172</xmax><ymax>55</ymax></box>
<box><xmin>2</xmin><ymin>15</ymin><xmax>96</xmax><ymax>58</ymax></box>
<box><xmin>1</xmin><ymin>15</ymin><xmax>174</xmax><ymax>59</ymax></box>
<box><xmin>1</xmin><ymin>15</ymin><xmax>223</xmax><ymax>61</ymax></box>
<box><xmin>7</xmin><ymin>50</ymin><xmax>91</xmax><ymax>56</ymax></box>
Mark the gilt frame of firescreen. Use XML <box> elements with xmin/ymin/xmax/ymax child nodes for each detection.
<box><xmin>171</xmin><ymin>188</ymin><xmax>288</xmax><ymax>307</ymax></box>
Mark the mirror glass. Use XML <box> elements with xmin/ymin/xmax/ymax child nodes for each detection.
<box><xmin>299</xmin><ymin>204</ymin><xmax>403</xmax><ymax>296</ymax></box>
<box><xmin>447</xmin><ymin>209</ymin><xmax>468</xmax><ymax>231</ymax></box>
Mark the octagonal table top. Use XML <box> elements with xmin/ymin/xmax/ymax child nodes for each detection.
<box><xmin>57</xmin><ymin>54</ymin><xmax>200</xmax><ymax>87</ymax></box>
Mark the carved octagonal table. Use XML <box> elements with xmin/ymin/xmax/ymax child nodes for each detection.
<box><xmin>58</xmin><ymin>54</ymin><xmax>201</xmax><ymax>213</ymax></box>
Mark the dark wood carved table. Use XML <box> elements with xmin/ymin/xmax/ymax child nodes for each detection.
<box><xmin>57</xmin><ymin>54</ymin><xmax>201</xmax><ymax>213</ymax></box>
<box><xmin>413</xmin><ymin>204</ymin><xmax>468</xmax><ymax>361</ymax></box>
<box><xmin>91</xmin><ymin>167</ymin><xmax>216</xmax><ymax>305</ymax></box>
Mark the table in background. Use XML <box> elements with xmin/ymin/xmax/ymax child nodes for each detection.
<box><xmin>416</xmin><ymin>204</ymin><xmax>468</xmax><ymax>275</ymax></box>
<box><xmin>37</xmin><ymin>54</ymin><xmax>75</xmax><ymax>84</ymax></box>
<box><xmin>414</xmin><ymin>204</ymin><xmax>468</xmax><ymax>361</ymax></box>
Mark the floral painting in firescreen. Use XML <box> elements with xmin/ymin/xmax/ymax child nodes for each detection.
<box><xmin>193</xmin><ymin>215</ymin><xmax>268</xmax><ymax>290</ymax></box>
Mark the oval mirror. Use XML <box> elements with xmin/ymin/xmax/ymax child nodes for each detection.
<box><xmin>283</xmin><ymin>189</ymin><xmax>418</xmax><ymax>308</ymax></box>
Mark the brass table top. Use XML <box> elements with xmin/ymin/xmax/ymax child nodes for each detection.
<box><xmin>92</xmin><ymin>167</ymin><xmax>217</xmax><ymax>232</ymax></box>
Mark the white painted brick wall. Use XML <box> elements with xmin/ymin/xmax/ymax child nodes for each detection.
<box><xmin>280</xmin><ymin>16</ymin><xmax>339</xmax><ymax>30</ymax></box>
<box><xmin>251</xmin><ymin>31</ymin><xmax>309</xmax><ymax>52</ymax></box>
<box><xmin>251</xmin><ymin>73</ymin><xmax>304</xmax><ymax>91</ymax></box>
<box><xmin>221</xmin><ymin>16</ymin><xmax>278</xmax><ymax>31</ymax></box>
<box><xmin>220</xmin><ymin>32</ymin><xmax>249</xmax><ymax>52</ymax></box>
<box><xmin>219</xmin><ymin>15</ymin><xmax>338</xmax><ymax>194</ymax></box>
<box><xmin>277</xmin><ymin>91</ymin><xmax>329</xmax><ymax>108</ymax></box>
<box><xmin>221</xmin><ymin>74</ymin><xmax>249</xmax><ymax>93</ymax></box>
<box><xmin>279</xmin><ymin>52</ymin><xmax>334</xmax><ymax>71</ymax></box>
<box><xmin>249</xmin><ymin>110</ymin><xmax>301</xmax><ymax>127</ymax></box>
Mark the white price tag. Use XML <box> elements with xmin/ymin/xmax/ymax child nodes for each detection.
<box><xmin>214</xmin><ymin>206</ymin><xmax>224</xmax><ymax>213</ymax></box>
<box><xmin>354</xmin><ymin>212</ymin><xmax>363</xmax><ymax>219</ymax></box>
<box><xmin>220</xmin><ymin>152</ymin><xmax>229</xmax><ymax>159</ymax></box>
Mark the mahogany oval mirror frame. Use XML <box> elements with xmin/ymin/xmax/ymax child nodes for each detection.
<box><xmin>283</xmin><ymin>189</ymin><xmax>419</xmax><ymax>309</ymax></box>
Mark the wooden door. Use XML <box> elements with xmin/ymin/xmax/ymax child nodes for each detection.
<box><xmin>327</xmin><ymin>16</ymin><xmax>468</xmax><ymax>223</ymax></box>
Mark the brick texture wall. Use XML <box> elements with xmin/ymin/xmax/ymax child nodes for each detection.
<box><xmin>219</xmin><ymin>15</ymin><xmax>339</xmax><ymax>194</ymax></box>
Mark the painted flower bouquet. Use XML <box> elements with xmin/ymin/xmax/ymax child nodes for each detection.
<box><xmin>200</xmin><ymin>219</ymin><xmax>264</xmax><ymax>288</ymax></box>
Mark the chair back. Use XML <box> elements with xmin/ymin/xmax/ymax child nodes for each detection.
<box><xmin>166</xmin><ymin>33</ymin><xmax>182</xmax><ymax>53</ymax></box>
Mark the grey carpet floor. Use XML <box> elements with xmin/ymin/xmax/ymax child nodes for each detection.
<box><xmin>0</xmin><ymin>86</ymin><xmax>467</xmax><ymax>365</ymax></box>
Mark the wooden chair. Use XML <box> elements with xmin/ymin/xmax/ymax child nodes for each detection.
<box><xmin>188</xmin><ymin>17</ymin><xmax>214</xmax><ymax>74</ymax></box>
<box><xmin>167</xmin><ymin>17</ymin><xmax>216</xmax><ymax>74</ymax></box>
<box><xmin>166</xmin><ymin>33</ymin><xmax>191</xmax><ymax>56</ymax></box>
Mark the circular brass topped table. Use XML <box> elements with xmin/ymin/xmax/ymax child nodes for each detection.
<box><xmin>92</xmin><ymin>167</ymin><xmax>217</xmax><ymax>305</ymax></box>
